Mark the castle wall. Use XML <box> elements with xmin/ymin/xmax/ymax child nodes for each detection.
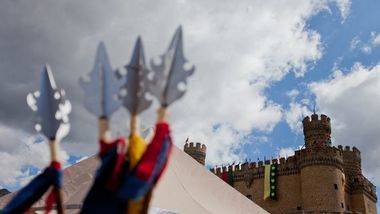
<box><xmin>300</xmin><ymin>165</ymin><xmax>345</xmax><ymax>212</ymax></box>
<box><xmin>233</xmin><ymin>174</ymin><xmax>302</xmax><ymax>214</ymax></box>
<box><xmin>351</xmin><ymin>193</ymin><xmax>377</xmax><ymax>213</ymax></box>
<box><xmin>344</xmin><ymin>189</ymin><xmax>352</xmax><ymax>211</ymax></box>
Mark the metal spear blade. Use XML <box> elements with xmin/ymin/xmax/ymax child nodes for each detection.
<box><xmin>150</xmin><ymin>26</ymin><xmax>195</xmax><ymax>107</ymax></box>
<box><xmin>79</xmin><ymin>41</ymin><xmax>122</xmax><ymax>118</ymax></box>
<box><xmin>26</xmin><ymin>64</ymin><xmax>71</xmax><ymax>140</ymax></box>
<box><xmin>118</xmin><ymin>36</ymin><xmax>152</xmax><ymax>115</ymax></box>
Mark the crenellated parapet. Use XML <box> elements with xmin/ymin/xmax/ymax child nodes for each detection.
<box><xmin>296</xmin><ymin>146</ymin><xmax>344</xmax><ymax>171</ymax></box>
<box><xmin>302</xmin><ymin>114</ymin><xmax>332</xmax><ymax>148</ymax></box>
<box><xmin>184</xmin><ymin>142</ymin><xmax>207</xmax><ymax>165</ymax></box>
<box><xmin>212</xmin><ymin>155</ymin><xmax>301</xmax><ymax>182</ymax></box>
<box><xmin>351</xmin><ymin>175</ymin><xmax>377</xmax><ymax>202</ymax></box>
<box><xmin>338</xmin><ymin>145</ymin><xmax>362</xmax><ymax>183</ymax></box>
<box><xmin>212</xmin><ymin>146</ymin><xmax>346</xmax><ymax>183</ymax></box>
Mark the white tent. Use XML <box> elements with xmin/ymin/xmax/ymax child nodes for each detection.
<box><xmin>0</xmin><ymin>146</ymin><xmax>267</xmax><ymax>214</ymax></box>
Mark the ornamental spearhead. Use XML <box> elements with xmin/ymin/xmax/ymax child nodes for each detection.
<box><xmin>26</xmin><ymin>65</ymin><xmax>71</xmax><ymax>140</ymax></box>
<box><xmin>117</xmin><ymin>37</ymin><xmax>152</xmax><ymax>115</ymax></box>
<box><xmin>150</xmin><ymin>26</ymin><xmax>195</xmax><ymax>107</ymax></box>
<box><xmin>79</xmin><ymin>42</ymin><xmax>122</xmax><ymax>118</ymax></box>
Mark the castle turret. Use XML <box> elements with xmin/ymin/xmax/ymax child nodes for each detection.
<box><xmin>299</xmin><ymin>114</ymin><xmax>346</xmax><ymax>212</ymax></box>
<box><xmin>302</xmin><ymin>113</ymin><xmax>332</xmax><ymax>148</ymax></box>
<box><xmin>184</xmin><ymin>142</ymin><xmax>206</xmax><ymax>165</ymax></box>
<box><xmin>339</xmin><ymin>145</ymin><xmax>362</xmax><ymax>183</ymax></box>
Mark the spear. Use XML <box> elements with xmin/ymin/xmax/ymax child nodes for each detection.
<box><xmin>26</xmin><ymin>64</ymin><xmax>71</xmax><ymax>214</ymax></box>
<box><xmin>141</xmin><ymin>25</ymin><xmax>195</xmax><ymax>212</ymax></box>
<box><xmin>116</xmin><ymin>26</ymin><xmax>195</xmax><ymax>213</ymax></box>
<box><xmin>117</xmin><ymin>36</ymin><xmax>152</xmax><ymax>138</ymax></box>
<box><xmin>79</xmin><ymin>42</ymin><xmax>127</xmax><ymax>213</ymax></box>
<box><xmin>150</xmin><ymin>25</ymin><xmax>195</xmax><ymax>120</ymax></box>
<box><xmin>116</xmin><ymin>37</ymin><xmax>153</xmax><ymax>213</ymax></box>
<box><xmin>79</xmin><ymin>42</ymin><xmax>122</xmax><ymax>141</ymax></box>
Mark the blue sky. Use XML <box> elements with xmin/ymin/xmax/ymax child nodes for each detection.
<box><xmin>249</xmin><ymin>0</ymin><xmax>380</xmax><ymax>162</ymax></box>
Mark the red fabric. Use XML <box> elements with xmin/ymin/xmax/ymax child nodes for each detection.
<box><xmin>106</xmin><ymin>138</ymin><xmax>127</xmax><ymax>190</ymax></box>
<box><xmin>135</xmin><ymin>122</ymin><xmax>171</xmax><ymax>181</ymax></box>
<box><xmin>98</xmin><ymin>137</ymin><xmax>127</xmax><ymax>190</ymax></box>
<box><xmin>99</xmin><ymin>138</ymin><xmax>123</xmax><ymax>157</ymax></box>
<box><xmin>44</xmin><ymin>161</ymin><xmax>61</xmax><ymax>213</ymax></box>
<box><xmin>44</xmin><ymin>188</ymin><xmax>57</xmax><ymax>213</ymax></box>
<box><xmin>50</xmin><ymin>161</ymin><xmax>61</xmax><ymax>170</ymax></box>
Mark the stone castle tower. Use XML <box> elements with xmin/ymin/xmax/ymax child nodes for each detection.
<box><xmin>186</xmin><ymin>113</ymin><xmax>377</xmax><ymax>213</ymax></box>
<box><xmin>184</xmin><ymin>141</ymin><xmax>206</xmax><ymax>165</ymax></box>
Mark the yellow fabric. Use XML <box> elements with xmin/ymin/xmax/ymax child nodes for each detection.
<box><xmin>263</xmin><ymin>164</ymin><xmax>271</xmax><ymax>200</ymax></box>
<box><xmin>128</xmin><ymin>198</ymin><xmax>145</xmax><ymax>214</ymax></box>
<box><xmin>128</xmin><ymin>134</ymin><xmax>147</xmax><ymax>169</ymax></box>
<box><xmin>126</xmin><ymin>134</ymin><xmax>147</xmax><ymax>213</ymax></box>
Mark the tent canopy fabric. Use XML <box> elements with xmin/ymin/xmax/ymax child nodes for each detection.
<box><xmin>0</xmin><ymin>146</ymin><xmax>267</xmax><ymax>214</ymax></box>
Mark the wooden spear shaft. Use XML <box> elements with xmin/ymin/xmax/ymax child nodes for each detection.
<box><xmin>141</xmin><ymin>107</ymin><xmax>167</xmax><ymax>214</ymax></box>
<box><xmin>98</xmin><ymin>117</ymin><xmax>110</xmax><ymax>141</ymax></box>
<box><xmin>48</xmin><ymin>139</ymin><xmax>65</xmax><ymax>214</ymax></box>
<box><xmin>130</xmin><ymin>114</ymin><xmax>138</xmax><ymax>136</ymax></box>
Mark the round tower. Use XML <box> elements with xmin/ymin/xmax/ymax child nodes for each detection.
<box><xmin>302</xmin><ymin>113</ymin><xmax>332</xmax><ymax>148</ymax></box>
<box><xmin>299</xmin><ymin>114</ymin><xmax>345</xmax><ymax>212</ymax></box>
<box><xmin>184</xmin><ymin>142</ymin><xmax>206</xmax><ymax>165</ymax></box>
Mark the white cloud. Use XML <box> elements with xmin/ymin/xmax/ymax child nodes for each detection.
<box><xmin>285</xmin><ymin>102</ymin><xmax>312</xmax><ymax>133</ymax></box>
<box><xmin>361</xmin><ymin>45</ymin><xmax>372</xmax><ymax>54</ymax></box>
<box><xmin>332</xmin><ymin>0</ymin><xmax>351</xmax><ymax>20</ymax></box>
<box><xmin>286</xmin><ymin>89</ymin><xmax>300</xmax><ymax>101</ymax></box>
<box><xmin>0</xmin><ymin>123</ymin><xmax>68</xmax><ymax>189</ymax></box>
<box><xmin>310</xmin><ymin>63</ymin><xmax>380</xmax><ymax>185</ymax></box>
<box><xmin>350</xmin><ymin>32</ymin><xmax>380</xmax><ymax>54</ymax></box>
<box><xmin>371</xmin><ymin>32</ymin><xmax>380</xmax><ymax>47</ymax></box>
<box><xmin>350</xmin><ymin>36</ymin><xmax>360</xmax><ymax>50</ymax></box>
<box><xmin>0</xmin><ymin>0</ymin><xmax>350</xmax><ymax>186</ymax></box>
<box><xmin>278</xmin><ymin>147</ymin><xmax>295</xmax><ymax>157</ymax></box>
<box><xmin>67</xmin><ymin>0</ymin><xmax>337</xmax><ymax>165</ymax></box>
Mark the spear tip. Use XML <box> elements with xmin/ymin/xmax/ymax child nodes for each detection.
<box><xmin>41</xmin><ymin>64</ymin><xmax>56</xmax><ymax>90</ymax></box>
<box><xmin>129</xmin><ymin>36</ymin><xmax>146</xmax><ymax>66</ymax></box>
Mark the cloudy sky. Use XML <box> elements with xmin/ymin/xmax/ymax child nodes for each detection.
<box><xmin>0</xmin><ymin>0</ymin><xmax>379</xmax><ymax>202</ymax></box>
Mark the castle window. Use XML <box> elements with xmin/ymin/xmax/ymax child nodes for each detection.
<box><xmin>296</xmin><ymin>206</ymin><xmax>302</xmax><ymax>210</ymax></box>
<box><xmin>334</xmin><ymin>183</ymin><xmax>338</xmax><ymax>190</ymax></box>
<box><xmin>341</xmin><ymin>202</ymin><xmax>344</xmax><ymax>208</ymax></box>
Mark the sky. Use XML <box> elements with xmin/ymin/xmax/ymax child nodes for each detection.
<box><xmin>0</xmin><ymin>0</ymin><xmax>379</xmax><ymax>206</ymax></box>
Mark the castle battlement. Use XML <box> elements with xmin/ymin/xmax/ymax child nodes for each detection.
<box><xmin>184</xmin><ymin>142</ymin><xmax>207</xmax><ymax>152</ymax></box>
<box><xmin>337</xmin><ymin>145</ymin><xmax>361</xmax><ymax>157</ymax></box>
<box><xmin>352</xmin><ymin>176</ymin><xmax>377</xmax><ymax>201</ymax></box>
<box><xmin>184</xmin><ymin>141</ymin><xmax>207</xmax><ymax>165</ymax></box>
<box><xmin>302</xmin><ymin>113</ymin><xmax>330</xmax><ymax>123</ymax></box>
<box><xmin>212</xmin><ymin>155</ymin><xmax>300</xmax><ymax>177</ymax></box>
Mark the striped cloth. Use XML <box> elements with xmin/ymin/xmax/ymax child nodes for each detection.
<box><xmin>263</xmin><ymin>164</ymin><xmax>278</xmax><ymax>200</ymax></box>
<box><xmin>118</xmin><ymin>122</ymin><xmax>172</xmax><ymax>201</ymax></box>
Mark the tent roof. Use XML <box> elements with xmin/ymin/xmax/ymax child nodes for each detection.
<box><xmin>0</xmin><ymin>146</ymin><xmax>267</xmax><ymax>214</ymax></box>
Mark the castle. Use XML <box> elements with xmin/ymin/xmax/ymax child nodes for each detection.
<box><xmin>184</xmin><ymin>114</ymin><xmax>377</xmax><ymax>213</ymax></box>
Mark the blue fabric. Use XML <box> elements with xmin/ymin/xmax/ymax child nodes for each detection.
<box><xmin>2</xmin><ymin>166</ymin><xmax>62</xmax><ymax>214</ymax></box>
<box><xmin>118</xmin><ymin>136</ymin><xmax>170</xmax><ymax>200</ymax></box>
<box><xmin>80</xmin><ymin>147</ymin><xmax>127</xmax><ymax>214</ymax></box>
